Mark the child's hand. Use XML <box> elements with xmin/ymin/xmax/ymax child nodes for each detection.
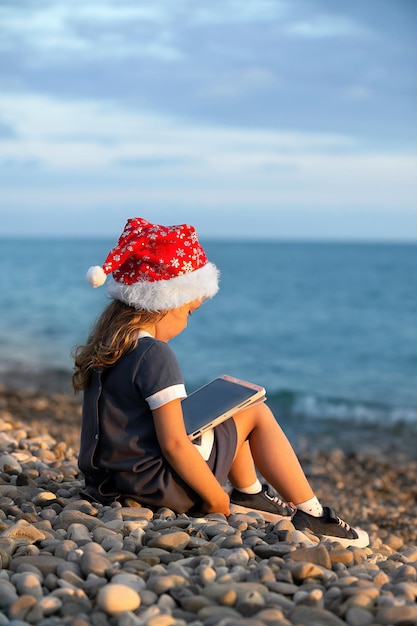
<box><xmin>153</xmin><ymin>401</ymin><xmax>232</xmax><ymax>516</ymax></box>
<box><xmin>202</xmin><ymin>490</ymin><xmax>231</xmax><ymax>516</ymax></box>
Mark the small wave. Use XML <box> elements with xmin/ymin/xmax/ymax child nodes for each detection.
<box><xmin>267</xmin><ymin>389</ymin><xmax>417</xmax><ymax>426</ymax></box>
<box><xmin>265</xmin><ymin>389</ymin><xmax>417</xmax><ymax>459</ymax></box>
<box><xmin>1</xmin><ymin>361</ymin><xmax>416</xmax><ymax>427</ymax></box>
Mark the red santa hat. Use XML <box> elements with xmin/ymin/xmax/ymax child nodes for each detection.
<box><xmin>86</xmin><ymin>217</ymin><xmax>219</xmax><ymax>311</ymax></box>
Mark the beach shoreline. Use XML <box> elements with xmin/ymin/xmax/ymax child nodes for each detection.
<box><xmin>1</xmin><ymin>383</ymin><xmax>416</xmax><ymax>545</ymax></box>
<box><xmin>1</xmin><ymin>384</ymin><xmax>417</xmax><ymax>625</ymax></box>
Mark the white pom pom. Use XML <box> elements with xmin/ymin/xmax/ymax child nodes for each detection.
<box><xmin>86</xmin><ymin>266</ymin><xmax>107</xmax><ymax>288</ymax></box>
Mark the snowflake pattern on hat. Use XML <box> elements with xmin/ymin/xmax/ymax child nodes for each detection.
<box><xmin>101</xmin><ymin>218</ymin><xmax>208</xmax><ymax>285</ymax></box>
<box><xmin>86</xmin><ymin>217</ymin><xmax>219</xmax><ymax>311</ymax></box>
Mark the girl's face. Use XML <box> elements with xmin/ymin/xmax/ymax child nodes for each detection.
<box><xmin>154</xmin><ymin>298</ymin><xmax>203</xmax><ymax>342</ymax></box>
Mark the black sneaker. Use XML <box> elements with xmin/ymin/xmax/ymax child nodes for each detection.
<box><xmin>292</xmin><ymin>506</ymin><xmax>369</xmax><ymax>548</ymax></box>
<box><xmin>229</xmin><ymin>484</ymin><xmax>293</xmax><ymax>522</ymax></box>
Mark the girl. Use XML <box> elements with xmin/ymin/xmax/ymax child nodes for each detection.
<box><xmin>73</xmin><ymin>217</ymin><xmax>368</xmax><ymax>548</ymax></box>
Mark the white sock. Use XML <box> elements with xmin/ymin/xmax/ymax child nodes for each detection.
<box><xmin>235</xmin><ymin>479</ymin><xmax>262</xmax><ymax>494</ymax></box>
<box><xmin>296</xmin><ymin>496</ymin><xmax>324</xmax><ymax>517</ymax></box>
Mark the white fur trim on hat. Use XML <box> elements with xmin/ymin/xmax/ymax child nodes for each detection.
<box><xmin>106</xmin><ymin>262</ymin><xmax>219</xmax><ymax>311</ymax></box>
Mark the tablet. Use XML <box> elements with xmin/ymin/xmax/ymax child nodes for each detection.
<box><xmin>181</xmin><ymin>375</ymin><xmax>266</xmax><ymax>441</ymax></box>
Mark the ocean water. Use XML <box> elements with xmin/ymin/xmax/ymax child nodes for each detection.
<box><xmin>1</xmin><ymin>238</ymin><xmax>416</xmax><ymax>453</ymax></box>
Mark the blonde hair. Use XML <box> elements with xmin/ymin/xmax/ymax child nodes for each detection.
<box><xmin>72</xmin><ymin>300</ymin><xmax>165</xmax><ymax>392</ymax></box>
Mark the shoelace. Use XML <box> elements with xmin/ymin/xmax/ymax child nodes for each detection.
<box><xmin>264</xmin><ymin>490</ymin><xmax>286</xmax><ymax>507</ymax></box>
<box><xmin>336</xmin><ymin>516</ymin><xmax>351</xmax><ymax>531</ymax></box>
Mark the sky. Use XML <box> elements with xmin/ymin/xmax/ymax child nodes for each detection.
<box><xmin>1</xmin><ymin>0</ymin><xmax>416</xmax><ymax>240</ymax></box>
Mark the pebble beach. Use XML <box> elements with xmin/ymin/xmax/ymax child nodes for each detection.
<box><xmin>1</xmin><ymin>385</ymin><xmax>417</xmax><ymax>626</ymax></box>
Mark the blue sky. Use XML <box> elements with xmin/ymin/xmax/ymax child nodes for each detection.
<box><xmin>1</xmin><ymin>0</ymin><xmax>416</xmax><ymax>240</ymax></box>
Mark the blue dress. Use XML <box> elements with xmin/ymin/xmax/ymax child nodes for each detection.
<box><xmin>78</xmin><ymin>337</ymin><xmax>237</xmax><ymax>512</ymax></box>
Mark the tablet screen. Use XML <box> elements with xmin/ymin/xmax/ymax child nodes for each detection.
<box><xmin>181</xmin><ymin>376</ymin><xmax>264</xmax><ymax>438</ymax></box>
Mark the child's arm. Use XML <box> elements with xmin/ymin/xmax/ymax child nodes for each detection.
<box><xmin>152</xmin><ymin>399</ymin><xmax>231</xmax><ymax>515</ymax></box>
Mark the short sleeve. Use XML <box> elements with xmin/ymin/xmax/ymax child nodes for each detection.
<box><xmin>146</xmin><ymin>384</ymin><xmax>186</xmax><ymax>410</ymax></box>
<box><xmin>135</xmin><ymin>339</ymin><xmax>186</xmax><ymax>409</ymax></box>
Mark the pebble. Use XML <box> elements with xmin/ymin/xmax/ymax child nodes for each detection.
<box><xmin>96</xmin><ymin>583</ymin><xmax>141</xmax><ymax>614</ymax></box>
<box><xmin>147</xmin><ymin>530</ymin><xmax>190</xmax><ymax>551</ymax></box>
<box><xmin>1</xmin><ymin>396</ymin><xmax>417</xmax><ymax>626</ymax></box>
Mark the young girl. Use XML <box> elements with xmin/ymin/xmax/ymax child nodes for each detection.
<box><xmin>73</xmin><ymin>217</ymin><xmax>368</xmax><ymax>548</ymax></box>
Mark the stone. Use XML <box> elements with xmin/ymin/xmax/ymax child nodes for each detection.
<box><xmin>80</xmin><ymin>550</ymin><xmax>113</xmax><ymax>578</ymax></box>
<box><xmin>146</xmin><ymin>573</ymin><xmax>188</xmax><ymax>595</ymax></box>
<box><xmin>37</xmin><ymin>595</ymin><xmax>63</xmax><ymax>616</ymax></box>
<box><xmin>59</xmin><ymin>509</ymin><xmax>104</xmax><ymax>530</ymax></box>
<box><xmin>235</xmin><ymin>589</ymin><xmax>266</xmax><ymax>616</ymax></box>
<box><xmin>32</xmin><ymin>491</ymin><xmax>57</xmax><ymax>507</ymax></box>
<box><xmin>392</xmin><ymin>564</ymin><xmax>417</xmax><ymax>583</ymax></box>
<box><xmin>294</xmin><ymin>588</ymin><xmax>324</xmax><ymax>608</ymax></box>
<box><xmin>197</xmin><ymin>564</ymin><xmax>217</xmax><ymax>585</ymax></box>
<box><xmin>291</xmin><ymin>605</ymin><xmax>349</xmax><ymax>625</ymax></box>
<box><xmin>8</xmin><ymin>594</ymin><xmax>37</xmax><ymax>621</ymax></box>
<box><xmin>66</xmin><ymin>523</ymin><xmax>92</xmax><ymax>545</ymax></box>
<box><xmin>146</xmin><ymin>615</ymin><xmax>177</xmax><ymax>626</ymax></box>
<box><xmin>180</xmin><ymin>594</ymin><xmax>215</xmax><ymax>612</ymax></box>
<box><xmin>254</xmin><ymin>542</ymin><xmax>296</xmax><ymax>558</ymax></box>
<box><xmin>288</xmin><ymin>561</ymin><xmax>329</xmax><ymax>583</ymax></box>
<box><xmin>291</xmin><ymin>530</ymin><xmax>320</xmax><ymax>545</ymax></box>
<box><xmin>266</xmin><ymin>580</ymin><xmax>299</xmax><ymax>596</ymax></box>
<box><xmin>0</xmin><ymin>579</ymin><xmax>19</xmax><ymax>609</ymax></box>
<box><xmin>197</xmin><ymin>605</ymin><xmax>241</xmax><ymax>621</ymax></box>
<box><xmin>0</xmin><ymin>454</ymin><xmax>22</xmax><ymax>472</ymax></box>
<box><xmin>12</xmin><ymin>571</ymin><xmax>43</xmax><ymax>599</ymax></box>
<box><xmin>345</xmin><ymin>606</ymin><xmax>375</xmax><ymax>626</ymax></box>
<box><xmin>96</xmin><ymin>583</ymin><xmax>141</xmax><ymax>614</ymax></box>
<box><xmin>290</xmin><ymin>544</ymin><xmax>332</xmax><ymax>569</ymax></box>
<box><xmin>9</xmin><ymin>555</ymin><xmax>63</xmax><ymax>575</ymax></box>
<box><xmin>1</xmin><ymin>519</ymin><xmax>46</xmax><ymax>543</ymax></box>
<box><xmin>329</xmin><ymin>548</ymin><xmax>354</xmax><ymax>567</ymax></box>
<box><xmin>147</xmin><ymin>530</ymin><xmax>190</xmax><ymax>551</ymax></box>
<box><xmin>215</xmin><ymin>546</ymin><xmax>251</xmax><ymax>566</ymax></box>
<box><xmin>110</xmin><ymin>573</ymin><xmax>147</xmax><ymax>593</ymax></box>
<box><xmin>401</xmin><ymin>546</ymin><xmax>417</xmax><ymax>562</ymax></box>
<box><xmin>375</xmin><ymin>604</ymin><xmax>417</xmax><ymax>625</ymax></box>
<box><xmin>384</xmin><ymin>533</ymin><xmax>404</xmax><ymax>550</ymax></box>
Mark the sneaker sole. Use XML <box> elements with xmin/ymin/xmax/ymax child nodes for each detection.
<box><xmin>321</xmin><ymin>528</ymin><xmax>370</xmax><ymax>548</ymax></box>
<box><xmin>230</xmin><ymin>502</ymin><xmax>290</xmax><ymax>523</ymax></box>
<box><xmin>294</xmin><ymin>526</ymin><xmax>370</xmax><ymax>548</ymax></box>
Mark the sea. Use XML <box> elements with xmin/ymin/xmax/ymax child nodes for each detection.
<box><xmin>1</xmin><ymin>238</ymin><xmax>416</xmax><ymax>457</ymax></box>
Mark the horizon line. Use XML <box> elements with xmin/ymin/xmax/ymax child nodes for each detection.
<box><xmin>1</xmin><ymin>234</ymin><xmax>417</xmax><ymax>245</ymax></box>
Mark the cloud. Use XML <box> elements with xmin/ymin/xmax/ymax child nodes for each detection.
<box><xmin>343</xmin><ymin>86</ymin><xmax>374</xmax><ymax>101</ymax></box>
<box><xmin>1</xmin><ymin>4</ymin><xmax>88</xmax><ymax>57</ymax></box>
<box><xmin>1</xmin><ymin>0</ymin><xmax>415</xmax><ymax>144</ymax></box>
<box><xmin>1</xmin><ymin>93</ymin><xmax>416</xmax><ymax>223</ymax></box>
<box><xmin>286</xmin><ymin>14</ymin><xmax>367</xmax><ymax>39</ymax></box>
<box><xmin>0</xmin><ymin>0</ymin><xmax>182</xmax><ymax>62</ymax></box>
<box><xmin>193</xmin><ymin>0</ymin><xmax>288</xmax><ymax>24</ymax></box>
<box><xmin>198</xmin><ymin>67</ymin><xmax>275</xmax><ymax>99</ymax></box>
<box><xmin>0</xmin><ymin>93</ymin><xmax>357</xmax><ymax>169</ymax></box>
<box><xmin>0</xmin><ymin>119</ymin><xmax>17</xmax><ymax>138</ymax></box>
<box><xmin>1</xmin><ymin>0</ymin><xmax>416</xmax><ymax>239</ymax></box>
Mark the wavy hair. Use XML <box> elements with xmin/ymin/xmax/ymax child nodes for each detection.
<box><xmin>72</xmin><ymin>300</ymin><xmax>165</xmax><ymax>392</ymax></box>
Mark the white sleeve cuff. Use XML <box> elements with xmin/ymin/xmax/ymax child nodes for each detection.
<box><xmin>146</xmin><ymin>384</ymin><xmax>187</xmax><ymax>410</ymax></box>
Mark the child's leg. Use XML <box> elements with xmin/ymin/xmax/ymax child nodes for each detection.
<box><xmin>228</xmin><ymin>433</ymin><xmax>292</xmax><ymax>518</ymax></box>
<box><xmin>230</xmin><ymin>403</ymin><xmax>370</xmax><ymax>548</ymax></box>
<box><xmin>228</xmin><ymin>440</ymin><xmax>260</xmax><ymax>491</ymax></box>
<box><xmin>231</xmin><ymin>402</ymin><xmax>314</xmax><ymax>506</ymax></box>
